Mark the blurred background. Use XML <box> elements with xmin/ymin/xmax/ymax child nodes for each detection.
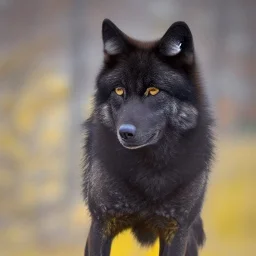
<box><xmin>0</xmin><ymin>0</ymin><xmax>255</xmax><ymax>255</ymax></box>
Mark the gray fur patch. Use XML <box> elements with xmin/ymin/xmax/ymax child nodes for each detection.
<box><xmin>104</xmin><ymin>39</ymin><xmax>122</xmax><ymax>55</ymax></box>
<box><xmin>98</xmin><ymin>103</ymin><xmax>113</xmax><ymax>127</ymax></box>
<box><xmin>177</xmin><ymin>103</ymin><xmax>198</xmax><ymax>130</ymax></box>
<box><xmin>166</xmin><ymin>41</ymin><xmax>182</xmax><ymax>56</ymax></box>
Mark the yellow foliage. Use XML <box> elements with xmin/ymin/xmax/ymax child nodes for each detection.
<box><xmin>38</xmin><ymin>182</ymin><xmax>64</xmax><ymax>203</ymax></box>
<box><xmin>0</xmin><ymin>130</ymin><xmax>28</xmax><ymax>163</ymax></box>
<box><xmin>71</xmin><ymin>204</ymin><xmax>91</xmax><ymax>227</ymax></box>
<box><xmin>12</xmin><ymin>72</ymin><xmax>68</xmax><ymax>134</ymax></box>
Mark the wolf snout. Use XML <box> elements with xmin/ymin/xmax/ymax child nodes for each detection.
<box><xmin>119</xmin><ymin>124</ymin><xmax>136</xmax><ymax>140</ymax></box>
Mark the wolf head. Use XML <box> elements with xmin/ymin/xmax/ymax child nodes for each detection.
<box><xmin>95</xmin><ymin>19</ymin><xmax>202</xmax><ymax>150</ymax></box>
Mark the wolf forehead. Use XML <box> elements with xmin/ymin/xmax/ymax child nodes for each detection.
<box><xmin>98</xmin><ymin>54</ymin><xmax>189</xmax><ymax>91</ymax></box>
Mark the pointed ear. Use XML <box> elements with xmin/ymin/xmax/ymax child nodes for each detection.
<box><xmin>158</xmin><ymin>21</ymin><xmax>194</xmax><ymax>64</ymax></box>
<box><xmin>102</xmin><ymin>19</ymin><xmax>127</xmax><ymax>55</ymax></box>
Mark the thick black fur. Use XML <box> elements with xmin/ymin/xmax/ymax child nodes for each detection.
<box><xmin>83</xmin><ymin>19</ymin><xmax>214</xmax><ymax>256</ymax></box>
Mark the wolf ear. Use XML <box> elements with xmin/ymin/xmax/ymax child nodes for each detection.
<box><xmin>102</xmin><ymin>19</ymin><xmax>127</xmax><ymax>55</ymax></box>
<box><xmin>159</xmin><ymin>21</ymin><xmax>194</xmax><ymax>64</ymax></box>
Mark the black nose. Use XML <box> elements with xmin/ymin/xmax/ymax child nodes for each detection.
<box><xmin>119</xmin><ymin>124</ymin><xmax>136</xmax><ymax>140</ymax></box>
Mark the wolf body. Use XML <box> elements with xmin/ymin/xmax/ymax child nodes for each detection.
<box><xmin>83</xmin><ymin>19</ymin><xmax>214</xmax><ymax>256</ymax></box>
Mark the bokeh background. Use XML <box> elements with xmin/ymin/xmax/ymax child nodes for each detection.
<box><xmin>0</xmin><ymin>0</ymin><xmax>256</xmax><ymax>255</ymax></box>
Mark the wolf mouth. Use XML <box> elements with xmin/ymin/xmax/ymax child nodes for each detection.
<box><xmin>118</xmin><ymin>131</ymin><xmax>159</xmax><ymax>150</ymax></box>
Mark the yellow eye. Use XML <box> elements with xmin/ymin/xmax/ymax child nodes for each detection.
<box><xmin>115</xmin><ymin>87</ymin><xmax>124</xmax><ymax>96</ymax></box>
<box><xmin>145</xmin><ymin>87</ymin><xmax>159</xmax><ymax>96</ymax></box>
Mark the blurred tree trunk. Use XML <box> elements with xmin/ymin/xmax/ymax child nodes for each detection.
<box><xmin>67</xmin><ymin>0</ymin><xmax>86</xmax><ymax>206</ymax></box>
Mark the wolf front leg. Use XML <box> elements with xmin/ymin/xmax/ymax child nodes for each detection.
<box><xmin>159</xmin><ymin>228</ymin><xmax>189</xmax><ymax>256</ymax></box>
<box><xmin>85</xmin><ymin>220</ymin><xmax>113</xmax><ymax>256</ymax></box>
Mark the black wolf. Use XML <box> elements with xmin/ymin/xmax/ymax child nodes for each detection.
<box><xmin>83</xmin><ymin>19</ymin><xmax>214</xmax><ymax>256</ymax></box>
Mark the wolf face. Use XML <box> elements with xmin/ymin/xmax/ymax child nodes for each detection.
<box><xmin>95</xmin><ymin>19</ymin><xmax>200</xmax><ymax>149</ymax></box>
